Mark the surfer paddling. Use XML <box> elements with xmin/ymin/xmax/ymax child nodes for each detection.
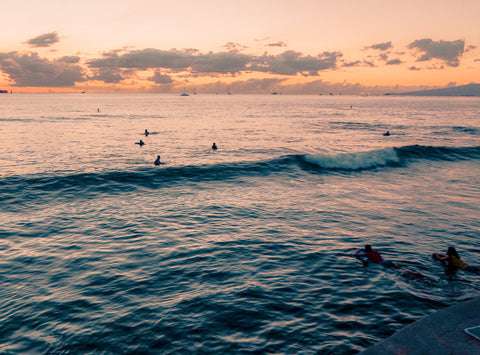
<box><xmin>355</xmin><ymin>245</ymin><xmax>399</xmax><ymax>268</ymax></box>
<box><xmin>355</xmin><ymin>244</ymin><xmax>427</xmax><ymax>281</ymax></box>
<box><xmin>433</xmin><ymin>247</ymin><xmax>480</xmax><ymax>275</ymax></box>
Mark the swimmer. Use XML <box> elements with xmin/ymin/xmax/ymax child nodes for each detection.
<box><xmin>144</xmin><ymin>129</ymin><xmax>150</xmax><ymax>137</ymax></box>
<box><xmin>154</xmin><ymin>155</ymin><xmax>161</xmax><ymax>166</ymax></box>
<box><xmin>212</xmin><ymin>142</ymin><xmax>217</xmax><ymax>150</ymax></box>
<box><xmin>135</xmin><ymin>140</ymin><xmax>145</xmax><ymax>146</ymax></box>
<box><xmin>433</xmin><ymin>247</ymin><xmax>480</xmax><ymax>274</ymax></box>
<box><xmin>383</xmin><ymin>131</ymin><xmax>390</xmax><ymax>136</ymax></box>
<box><xmin>355</xmin><ymin>244</ymin><xmax>399</xmax><ymax>268</ymax></box>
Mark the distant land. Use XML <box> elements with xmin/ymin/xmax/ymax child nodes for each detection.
<box><xmin>387</xmin><ymin>83</ymin><xmax>480</xmax><ymax>96</ymax></box>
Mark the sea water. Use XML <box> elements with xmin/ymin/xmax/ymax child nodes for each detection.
<box><xmin>0</xmin><ymin>94</ymin><xmax>479</xmax><ymax>354</ymax></box>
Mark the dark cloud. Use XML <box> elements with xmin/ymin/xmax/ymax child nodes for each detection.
<box><xmin>59</xmin><ymin>56</ymin><xmax>81</xmax><ymax>64</ymax></box>
<box><xmin>408</xmin><ymin>38</ymin><xmax>465</xmax><ymax>67</ymax></box>
<box><xmin>25</xmin><ymin>32</ymin><xmax>60</xmax><ymax>48</ymax></box>
<box><xmin>379</xmin><ymin>53</ymin><xmax>388</xmax><ymax>61</ymax></box>
<box><xmin>408</xmin><ymin>66</ymin><xmax>421</xmax><ymax>71</ymax></box>
<box><xmin>0</xmin><ymin>52</ymin><xmax>85</xmax><ymax>87</ymax></box>
<box><xmin>190</xmin><ymin>52</ymin><xmax>251</xmax><ymax>74</ymax></box>
<box><xmin>86</xmin><ymin>48</ymin><xmax>342</xmax><ymax>81</ymax></box>
<box><xmin>386</xmin><ymin>58</ymin><xmax>402</xmax><ymax>65</ymax></box>
<box><xmin>148</xmin><ymin>71</ymin><xmax>173</xmax><ymax>84</ymax></box>
<box><xmin>266</xmin><ymin>42</ymin><xmax>287</xmax><ymax>47</ymax></box>
<box><xmin>89</xmin><ymin>68</ymin><xmax>125</xmax><ymax>83</ymax></box>
<box><xmin>342</xmin><ymin>60</ymin><xmax>362</xmax><ymax>67</ymax></box>
<box><xmin>365</xmin><ymin>42</ymin><xmax>392</xmax><ymax>51</ymax></box>
<box><xmin>87</xmin><ymin>48</ymin><xmax>249</xmax><ymax>74</ymax></box>
<box><xmin>252</xmin><ymin>50</ymin><xmax>342</xmax><ymax>76</ymax></box>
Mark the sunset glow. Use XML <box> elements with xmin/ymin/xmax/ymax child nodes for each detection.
<box><xmin>1</xmin><ymin>0</ymin><xmax>479</xmax><ymax>94</ymax></box>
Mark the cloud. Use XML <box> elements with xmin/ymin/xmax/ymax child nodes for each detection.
<box><xmin>266</xmin><ymin>42</ymin><xmax>287</xmax><ymax>47</ymax></box>
<box><xmin>223</xmin><ymin>42</ymin><xmax>248</xmax><ymax>52</ymax></box>
<box><xmin>365</xmin><ymin>42</ymin><xmax>392</xmax><ymax>51</ymax></box>
<box><xmin>379</xmin><ymin>53</ymin><xmax>388</xmax><ymax>61</ymax></box>
<box><xmin>252</xmin><ymin>50</ymin><xmax>342</xmax><ymax>75</ymax></box>
<box><xmin>408</xmin><ymin>38</ymin><xmax>465</xmax><ymax>67</ymax></box>
<box><xmin>386</xmin><ymin>58</ymin><xmax>402</xmax><ymax>65</ymax></box>
<box><xmin>86</xmin><ymin>48</ymin><xmax>342</xmax><ymax>82</ymax></box>
<box><xmin>0</xmin><ymin>52</ymin><xmax>85</xmax><ymax>87</ymax></box>
<box><xmin>89</xmin><ymin>68</ymin><xmax>125</xmax><ymax>83</ymax></box>
<box><xmin>148</xmin><ymin>71</ymin><xmax>173</xmax><ymax>84</ymax></box>
<box><xmin>25</xmin><ymin>32</ymin><xmax>60</xmax><ymax>48</ymax></box>
<box><xmin>190</xmin><ymin>52</ymin><xmax>251</xmax><ymax>74</ymax></box>
<box><xmin>342</xmin><ymin>60</ymin><xmax>362</xmax><ymax>67</ymax></box>
<box><xmin>87</xmin><ymin>48</ymin><xmax>250</xmax><ymax>74</ymax></box>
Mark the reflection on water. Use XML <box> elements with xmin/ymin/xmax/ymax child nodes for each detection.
<box><xmin>0</xmin><ymin>94</ymin><xmax>479</xmax><ymax>353</ymax></box>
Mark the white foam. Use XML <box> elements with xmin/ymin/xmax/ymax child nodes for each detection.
<box><xmin>304</xmin><ymin>147</ymin><xmax>400</xmax><ymax>170</ymax></box>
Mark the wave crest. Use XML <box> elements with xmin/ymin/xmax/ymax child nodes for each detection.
<box><xmin>303</xmin><ymin>148</ymin><xmax>400</xmax><ymax>170</ymax></box>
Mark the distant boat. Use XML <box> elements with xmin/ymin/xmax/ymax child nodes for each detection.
<box><xmin>180</xmin><ymin>93</ymin><xmax>189</xmax><ymax>96</ymax></box>
<box><xmin>271</xmin><ymin>92</ymin><xmax>278</xmax><ymax>95</ymax></box>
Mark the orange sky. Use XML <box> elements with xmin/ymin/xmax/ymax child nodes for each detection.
<box><xmin>1</xmin><ymin>0</ymin><xmax>479</xmax><ymax>94</ymax></box>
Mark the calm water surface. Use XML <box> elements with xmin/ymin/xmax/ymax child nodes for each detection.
<box><xmin>1</xmin><ymin>94</ymin><xmax>479</xmax><ymax>354</ymax></box>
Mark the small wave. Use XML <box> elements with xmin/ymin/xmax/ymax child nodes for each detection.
<box><xmin>303</xmin><ymin>148</ymin><xmax>400</xmax><ymax>170</ymax></box>
<box><xmin>452</xmin><ymin>126</ymin><xmax>479</xmax><ymax>135</ymax></box>
<box><xmin>395</xmin><ymin>145</ymin><xmax>480</xmax><ymax>161</ymax></box>
<box><xmin>1</xmin><ymin>145</ymin><xmax>479</xmax><ymax>205</ymax></box>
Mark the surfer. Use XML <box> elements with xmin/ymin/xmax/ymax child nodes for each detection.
<box><xmin>154</xmin><ymin>155</ymin><xmax>161</xmax><ymax>166</ymax></box>
<box><xmin>355</xmin><ymin>244</ymin><xmax>428</xmax><ymax>281</ymax></box>
<box><xmin>433</xmin><ymin>247</ymin><xmax>480</xmax><ymax>274</ymax></box>
<box><xmin>383</xmin><ymin>131</ymin><xmax>390</xmax><ymax>136</ymax></box>
<box><xmin>212</xmin><ymin>142</ymin><xmax>217</xmax><ymax>150</ymax></box>
<box><xmin>355</xmin><ymin>245</ymin><xmax>399</xmax><ymax>268</ymax></box>
<box><xmin>145</xmin><ymin>129</ymin><xmax>150</xmax><ymax>137</ymax></box>
<box><xmin>135</xmin><ymin>140</ymin><xmax>145</xmax><ymax>146</ymax></box>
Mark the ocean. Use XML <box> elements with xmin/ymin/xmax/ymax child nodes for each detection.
<box><xmin>1</xmin><ymin>93</ymin><xmax>479</xmax><ymax>354</ymax></box>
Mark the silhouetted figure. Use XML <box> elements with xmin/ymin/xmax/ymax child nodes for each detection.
<box><xmin>212</xmin><ymin>142</ymin><xmax>217</xmax><ymax>150</ymax></box>
<box><xmin>355</xmin><ymin>244</ymin><xmax>399</xmax><ymax>268</ymax></box>
<box><xmin>154</xmin><ymin>155</ymin><xmax>161</xmax><ymax>166</ymax></box>
<box><xmin>135</xmin><ymin>140</ymin><xmax>145</xmax><ymax>146</ymax></box>
<box><xmin>97</xmin><ymin>108</ymin><xmax>100</xmax><ymax>112</ymax></box>
<box><xmin>433</xmin><ymin>247</ymin><xmax>480</xmax><ymax>274</ymax></box>
<box><xmin>383</xmin><ymin>131</ymin><xmax>390</xmax><ymax>136</ymax></box>
<box><xmin>144</xmin><ymin>129</ymin><xmax>150</xmax><ymax>137</ymax></box>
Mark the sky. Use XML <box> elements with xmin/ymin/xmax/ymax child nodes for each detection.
<box><xmin>1</xmin><ymin>0</ymin><xmax>479</xmax><ymax>94</ymax></box>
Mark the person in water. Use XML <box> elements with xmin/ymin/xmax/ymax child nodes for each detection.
<box><xmin>355</xmin><ymin>245</ymin><xmax>399</xmax><ymax>268</ymax></box>
<box><xmin>212</xmin><ymin>142</ymin><xmax>217</xmax><ymax>150</ymax></box>
<box><xmin>154</xmin><ymin>155</ymin><xmax>161</xmax><ymax>166</ymax></box>
<box><xmin>135</xmin><ymin>140</ymin><xmax>145</xmax><ymax>146</ymax></box>
<box><xmin>433</xmin><ymin>247</ymin><xmax>480</xmax><ymax>274</ymax></box>
<box><xmin>144</xmin><ymin>129</ymin><xmax>150</xmax><ymax>136</ymax></box>
<box><xmin>383</xmin><ymin>131</ymin><xmax>390</xmax><ymax>136</ymax></box>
